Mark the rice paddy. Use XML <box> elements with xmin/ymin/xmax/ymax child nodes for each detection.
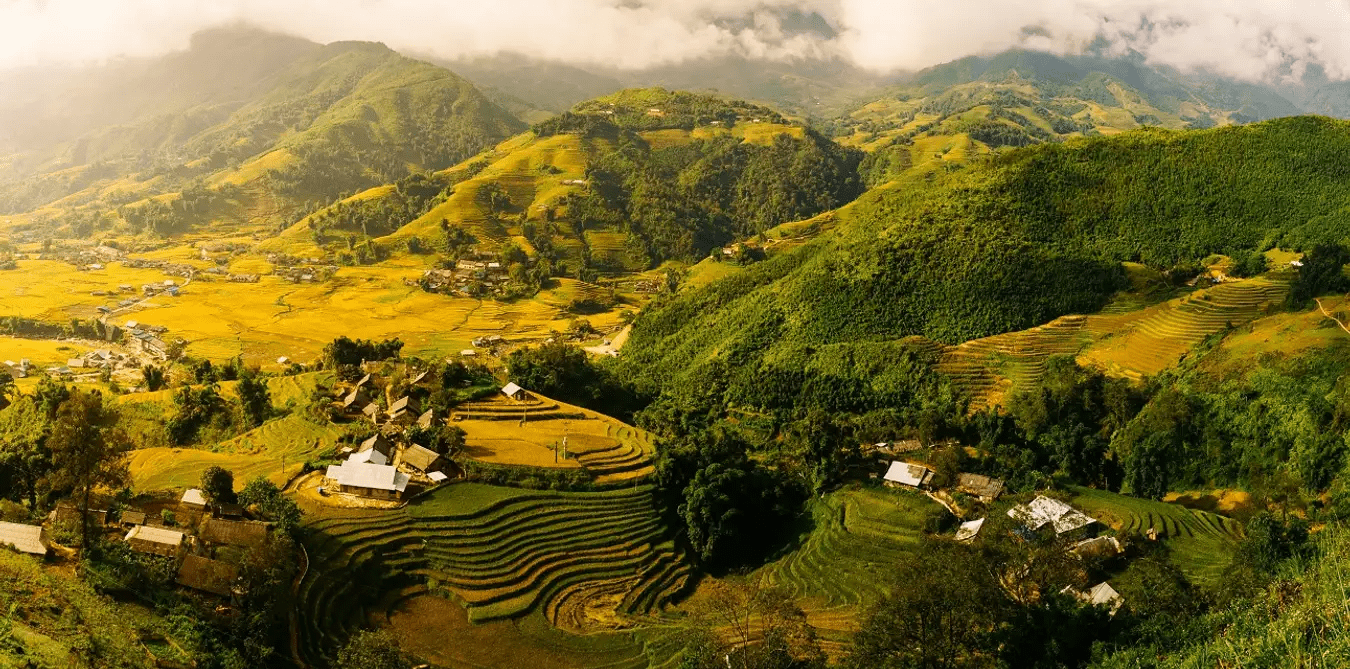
<box><xmin>296</xmin><ymin>483</ymin><xmax>691</xmax><ymax>666</ymax></box>
<box><xmin>454</xmin><ymin>394</ymin><xmax>657</xmax><ymax>484</ymax></box>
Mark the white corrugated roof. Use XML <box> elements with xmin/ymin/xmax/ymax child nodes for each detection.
<box><xmin>501</xmin><ymin>382</ymin><xmax>522</xmax><ymax>397</ymax></box>
<box><xmin>0</xmin><ymin>521</ymin><xmax>47</xmax><ymax>555</ymax></box>
<box><xmin>883</xmin><ymin>461</ymin><xmax>931</xmax><ymax>487</ymax></box>
<box><xmin>955</xmin><ymin>518</ymin><xmax>985</xmax><ymax>542</ymax></box>
<box><xmin>347</xmin><ymin>449</ymin><xmax>388</xmax><ymax>466</ymax></box>
<box><xmin>428</xmin><ymin>471</ymin><xmax>448</xmax><ymax>482</ymax></box>
<box><xmin>125</xmin><ymin>525</ymin><xmax>184</xmax><ymax>546</ymax></box>
<box><xmin>1007</xmin><ymin>495</ymin><xmax>1096</xmax><ymax>534</ymax></box>
<box><xmin>181</xmin><ymin>489</ymin><xmax>207</xmax><ymax>506</ymax></box>
<box><xmin>326</xmin><ymin>461</ymin><xmax>409</xmax><ymax>492</ymax></box>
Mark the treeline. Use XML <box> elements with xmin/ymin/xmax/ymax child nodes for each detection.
<box><xmin>537</xmin><ymin>88</ymin><xmax>786</xmax><ymax>135</ymax></box>
<box><xmin>563</xmin><ymin>129</ymin><xmax>864</xmax><ymax>265</ymax></box>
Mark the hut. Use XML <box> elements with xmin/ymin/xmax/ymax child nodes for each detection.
<box><xmin>0</xmin><ymin>521</ymin><xmax>50</xmax><ymax>556</ymax></box>
<box><xmin>402</xmin><ymin>444</ymin><xmax>442</xmax><ymax>473</ymax></box>
<box><xmin>177</xmin><ymin>555</ymin><xmax>240</xmax><ymax>597</ymax></box>
<box><xmin>501</xmin><ymin>382</ymin><xmax>528</xmax><ymax>401</ymax></box>
<box><xmin>125</xmin><ymin>525</ymin><xmax>185</xmax><ymax>557</ymax></box>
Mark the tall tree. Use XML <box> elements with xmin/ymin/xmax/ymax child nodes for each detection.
<box><xmin>200</xmin><ymin>466</ymin><xmax>236</xmax><ymax>505</ymax></box>
<box><xmin>0</xmin><ymin>396</ymin><xmax>53</xmax><ymax>508</ymax></box>
<box><xmin>46</xmin><ymin>389</ymin><xmax>128</xmax><ymax>549</ymax></box>
<box><xmin>236</xmin><ymin>372</ymin><xmax>271</xmax><ymax>428</ymax></box>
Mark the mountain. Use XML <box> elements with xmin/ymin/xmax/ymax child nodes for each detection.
<box><xmin>619</xmin><ymin>116</ymin><xmax>1350</xmax><ymax>415</ymax></box>
<box><xmin>272</xmin><ymin>87</ymin><xmax>863</xmax><ymax>275</ymax></box>
<box><xmin>0</xmin><ymin>27</ymin><xmax>525</xmax><ymax>235</ymax></box>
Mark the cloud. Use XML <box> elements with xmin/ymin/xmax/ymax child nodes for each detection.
<box><xmin>1</xmin><ymin>0</ymin><xmax>1350</xmax><ymax>81</ymax></box>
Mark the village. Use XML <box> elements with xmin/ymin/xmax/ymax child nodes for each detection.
<box><xmin>874</xmin><ymin>447</ymin><xmax>1127</xmax><ymax>613</ymax></box>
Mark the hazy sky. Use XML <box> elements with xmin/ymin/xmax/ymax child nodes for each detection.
<box><xmin>2</xmin><ymin>0</ymin><xmax>1350</xmax><ymax>80</ymax></box>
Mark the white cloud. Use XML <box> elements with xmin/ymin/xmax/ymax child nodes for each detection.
<box><xmin>1</xmin><ymin>0</ymin><xmax>1350</xmax><ymax>81</ymax></box>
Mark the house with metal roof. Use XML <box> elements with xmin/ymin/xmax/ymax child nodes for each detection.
<box><xmin>1007</xmin><ymin>496</ymin><xmax>1097</xmax><ymax>539</ymax></box>
<box><xmin>501</xmin><ymin>382</ymin><xmax>527</xmax><ymax>400</ymax></box>
<box><xmin>402</xmin><ymin>444</ymin><xmax>442</xmax><ymax>473</ymax></box>
<box><xmin>956</xmin><ymin>473</ymin><xmax>1005</xmax><ymax>501</ymax></box>
<box><xmin>324</xmin><ymin>461</ymin><xmax>411</xmax><ymax>500</ymax></box>
<box><xmin>0</xmin><ymin>521</ymin><xmax>50</xmax><ymax>556</ymax></box>
<box><xmin>125</xmin><ymin>525</ymin><xmax>185</xmax><ymax>557</ymax></box>
<box><xmin>180</xmin><ymin>488</ymin><xmax>208</xmax><ymax>510</ymax></box>
<box><xmin>883</xmin><ymin>461</ymin><xmax>934</xmax><ymax>489</ymax></box>
<box><xmin>955</xmin><ymin>518</ymin><xmax>985</xmax><ymax>543</ymax></box>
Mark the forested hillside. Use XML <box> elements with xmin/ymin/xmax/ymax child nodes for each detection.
<box><xmin>620</xmin><ymin>116</ymin><xmax>1350</xmax><ymax>417</ymax></box>
<box><xmin>0</xmin><ymin>28</ymin><xmax>524</xmax><ymax>236</ymax></box>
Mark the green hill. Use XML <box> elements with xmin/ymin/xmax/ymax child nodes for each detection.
<box><xmin>619</xmin><ymin>116</ymin><xmax>1350</xmax><ymax>414</ymax></box>
<box><xmin>0</xmin><ymin>28</ymin><xmax>525</xmax><ymax>237</ymax></box>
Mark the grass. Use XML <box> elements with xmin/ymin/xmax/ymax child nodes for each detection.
<box><xmin>296</xmin><ymin>483</ymin><xmax>690</xmax><ymax>667</ymax></box>
<box><xmin>1070</xmin><ymin>487</ymin><xmax>1244</xmax><ymax>587</ymax></box>
<box><xmin>454</xmin><ymin>394</ymin><xmax>658</xmax><ymax>483</ymax></box>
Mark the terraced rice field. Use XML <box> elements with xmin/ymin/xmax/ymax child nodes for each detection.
<box><xmin>1071</xmin><ymin>487</ymin><xmax>1244</xmax><ymax>586</ymax></box>
<box><xmin>933</xmin><ymin>273</ymin><xmax>1293</xmax><ymax>408</ymax></box>
<box><xmin>127</xmin><ymin>414</ymin><xmax>344</xmax><ymax>491</ymax></box>
<box><xmin>455</xmin><ymin>394</ymin><xmax>658</xmax><ymax>484</ymax></box>
<box><xmin>751</xmin><ymin>487</ymin><xmax>937</xmax><ymax>651</ymax></box>
<box><xmin>297</xmin><ymin>484</ymin><xmax>690</xmax><ymax>666</ymax></box>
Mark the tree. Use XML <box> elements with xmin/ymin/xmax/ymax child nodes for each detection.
<box><xmin>0</xmin><ymin>396</ymin><xmax>53</xmax><ymax>508</ymax></box>
<box><xmin>142</xmin><ymin>364</ymin><xmax>166</xmax><ymax>391</ymax></box>
<box><xmin>236</xmin><ymin>372</ymin><xmax>270</xmax><ymax>428</ymax></box>
<box><xmin>1287</xmin><ymin>243</ymin><xmax>1350</xmax><ymax>307</ymax></box>
<box><xmin>46</xmin><ymin>389</ymin><xmax>128</xmax><ymax>549</ymax></box>
<box><xmin>692</xmin><ymin>577</ymin><xmax>825</xmax><ymax>669</ymax></box>
<box><xmin>237</xmin><ymin>476</ymin><xmax>303</xmax><ymax>535</ymax></box>
<box><xmin>0</xmin><ymin>367</ymin><xmax>13</xmax><ymax>409</ymax></box>
<box><xmin>200</xmin><ymin>466</ymin><xmax>236</xmax><ymax>505</ymax></box>
<box><xmin>334</xmin><ymin>630</ymin><xmax>411</xmax><ymax>669</ymax></box>
<box><xmin>849</xmin><ymin>540</ymin><xmax>1008</xmax><ymax>669</ymax></box>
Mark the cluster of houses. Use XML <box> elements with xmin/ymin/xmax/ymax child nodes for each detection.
<box><xmin>0</xmin><ymin>490</ymin><xmax>275</xmax><ymax>600</ymax></box>
<box><xmin>124</xmin><ymin>320</ymin><xmax>174</xmax><ymax>361</ymax></box>
<box><xmin>274</xmin><ymin>265</ymin><xmax>336</xmax><ymax>284</ymax></box>
<box><xmin>416</xmin><ymin>259</ymin><xmax>511</xmax><ymax>297</ymax></box>
<box><xmin>122</xmin><ymin>258</ymin><xmax>196</xmax><ymax>279</ymax></box>
<box><xmin>38</xmin><ymin>244</ymin><xmax>124</xmax><ymax>269</ymax></box>
<box><xmin>326</xmin><ymin>370</ymin><xmax>453</xmax><ymax>500</ymax></box>
<box><xmin>881</xmin><ymin>457</ymin><xmax>1126</xmax><ymax>613</ymax></box>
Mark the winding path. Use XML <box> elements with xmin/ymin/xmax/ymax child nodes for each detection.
<box><xmin>1314</xmin><ymin>297</ymin><xmax>1350</xmax><ymax>335</ymax></box>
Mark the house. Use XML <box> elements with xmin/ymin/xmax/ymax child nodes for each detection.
<box><xmin>139</xmin><ymin>337</ymin><xmax>168</xmax><ymax>360</ymax></box>
<box><xmin>1064</xmin><ymin>582</ymin><xmax>1125</xmax><ymax>615</ymax></box>
<box><xmin>883</xmin><ymin>461</ymin><xmax>934</xmax><ymax>489</ymax></box>
<box><xmin>341</xmin><ymin>388</ymin><xmax>368</xmax><ymax>413</ymax></box>
<box><xmin>354</xmin><ymin>373</ymin><xmax>372</xmax><ymax>390</ymax></box>
<box><xmin>387</xmin><ymin>396</ymin><xmax>421</xmax><ymax>422</ymax></box>
<box><xmin>0</xmin><ymin>521</ymin><xmax>50</xmax><ymax>556</ymax></box>
<box><xmin>955</xmin><ymin>518</ymin><xmax>985</xmax><ymax>543</ymax></box>
<box><xmin>177</xmin><ymin>555</ymin><xmax>240</xmax><ymax>596</ymax></box>
<box><xmin>67</xmin><ymin>358</ymin><xmax>86</xmax><ymax>369</ymax></box>
<box><xmin>410</xmin><ymin>370</ymin><xmax>430</xmax><ymax>386</ymax></box>
<box><xmin>1007</xmin><ymin>496</ymin><xmax>1097</xmax><ymax>540</ymax></box>
<box><xmin>1072</xmin><ymin>535</ymin><xmax>1124</xmax><ymax>558</ymax></box>
<box><xmin>200</xmin><ymin>518</ymin><xmax>269</xmax><ymax>549</ymax></box>
<box><xmin>180</xmin><ymin>488</ymin><xmax>208</xmax><ymax>511</ymax></box>
<box><xmin>324</xmin><ymin>461</ymin><xmax>411</xmax><ymax>500</ymax></box>
<box><xmin>215</xmin><ymin>503</ymin><xmax>246</xmax><ymax>520</ymax></box>
<box><xmin>276</xmin><ymin>356</ymin><xmax>290</xmax><ymax>365</ymax></box>
<box><xmin>362</xmin><ymin>402</ymin><xmax>381</xmax><ymax>423</ymax></box>
<box><xmin>53</xmin><ymin>501</ymin><xmax>107</xmax><ymax>527</ymax></box>
<box><xmin>125</xmin><ymin>525</ymin><xmax>185</xmax><ymax>557</ymax></box>
<box><xmin>348</xmin><ymin>448</ymin><xmax>388</xmax><ymax>466</ymax></box>
<box><xmin>501</xmin><ymin>382</ymin><xmax>528</xmax><ymax>401</ymax></box>
<box><xmin>416</xmin><ymin>409</ymin><xmax>437</xmax><ymax>430</ymax></box>
<box><xmin>359</xmin><ymin>434</ymin><xmax>393</xmax><ymax>459</ymax></box>
<box><xmin>119</xmin><ymin>511</ymin><xmax>147</xmax><ymax>527</ymax></box>
<box><xmin>460</xmin><ymin>349</ymin><xmax>477</xmax><ymax>357</ymax></box>
<box><xmin>402</xmin><ymin>444</ymin><xmax>442</xmax><ymax>473</ymax></box>
<box><xmin>427</xmin><ymin>471</ymin><xmax>448</xmax><ymax>483</ymax></box>
<box><xmin>956</xmin><ymin>473</ymin><xmax>1005</xmax><ymax>502</ymax></box>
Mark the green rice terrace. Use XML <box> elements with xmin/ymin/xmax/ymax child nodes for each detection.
<box><xmin>296</xmin><ymin>483</ymin><xmax>691</xmax><ymax>666</ymax></box>
<box><xmin>1070</xmin><ymin>487</ymin><xmax>1245</xmax><ymax>587</ymax></box>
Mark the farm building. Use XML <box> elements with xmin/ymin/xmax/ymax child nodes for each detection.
<box><xmin>348</xmin><ymin>447</ymin><xmax>388</xmax><ymax>466</ymax></box>
<box><xmin>119</xmin><ymin>511</ymin><xmax>147</xmax><ymax>527</ymax></box>
<box><xmin>416</xmin><ymin>409</ymin><xmax>437</xmax><ymax>430</ymax></box>
<box><xmin>180</xmin><ymin>488</ymin><xmax>208</xmax><ymax>511</ymax></box>
<box><xmin>387</xmin><ymin>396</ymin><xmax>421</xmax><ymax>422</ymax></box>
<box><xmin>955</xmin><ymin>518</ymin><xmax>985</xmax><ymax>543</ymax></box>
<box><xmin>215</xmin><ymin>503</ymin><xmax>246</xmax><ymax>520</ymax></box>
<box><xmin>460</xmin><ymin>349</ymin><xmax>476</xmax><ymax>357</ymax></box>
<box><xmin>1007</xmin><ymin>496</ymin><xmax>1098</xmax><ymax>540</ymax></box>
<box><xmin>883</xmin><ymin>461</ymin><xmax>934</xmax><ymax>489</ymax></box>
<box><xmin>428</xmin><ymin>471</ymin><xmax>448</xmax><ymax>483</ymax></box>
<box><xmin>0</xmin><ymin>521</ymin><xmax>50</xmax><ymax>556</ymax></box>
<box><xmin>341</xmin><ymin>388</ymin><xmax>368</xmax><ymax>412</ymax></box>
<box><xmin>1064</xmin><ymin>582</ymin><xmax>1125</xmax><ymax>615</ymax></box>
<box><xmin>324</xmin><ymin>461</ymin><xmax>411</xmax><ymax>500</ymax></box>
<box><xmin>402</xmin><ymin>444</ymin><xmax>442</xmax><ymax>473</ymax></box>
<box><xmin>359</xmin><ymin>434</ymin><xmax>393</xmax><ymax>458</ymax></box>
<box><xmin>52</xmin><ymin>501</ymin><xmax>107</xmax><ymax>527</ymax></box>
<box><xmin>177</xmin><ymin>555</ymin><xmax>240</xmax><ymax>597</ymax></box>
<box><xmin>125</xmin><ymin>525</ymin><xmax>185</xmax><ymax>557</ymax></box>
<box><xmin>362</xmin><ymin>402</ymin><xmax>381</xmax><ymax>422</ymax></box>
<box><xmin>200</xmin><ymin>518</ymin><xmax>269</xmax><ymax>549</ymax></box>
<box><xmin>139</xmin><ymin>337</ymin><xmax>168</xmax><ymax>360</ymax></box>
<box><xmin>354</xmin><ymin>373</ymin><xmax>372</xmax><ymax>390</ymax></box>
<box><xmin>410</xmin><ymin>370</ymin><xmax>430</xmax><ymax>386</ymax></box>
<box><xmin>501</xmin><ymin>382</ymin><xmax>528</xmax><ymax>401</ymax></box>
<box><xmin>956</xmin><ymin>473</ymin><xmax>1005</xmax><ymax>501</ymax></box>
<box><xmin>1072</xmin><ymin>535</ymin><xmax>1124</xmax><ymax>558</ymax></box>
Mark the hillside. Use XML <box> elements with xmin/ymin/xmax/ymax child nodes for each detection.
<box><xmin>279</xmin><ymin>87</ymin><xmax>864</xmax><ymax>272</ymax></box>
<box><xmin>0</xmin><ymin>27</ymin><xmax>525</xmax><ymax>236</ymax></box>
<box><xmin>619</xmin><ymin>116</ymin><xmax>1350</xmax><ymax>415</ymax></box>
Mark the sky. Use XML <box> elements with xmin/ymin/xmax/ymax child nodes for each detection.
<box><xmin>2</xmin><ymin>0</ymin><xmax>1350</xmax><ymax>81</ymax></box>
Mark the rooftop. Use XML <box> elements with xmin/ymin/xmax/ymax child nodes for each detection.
<box><xmin>883</xmin><ymin>461</ymin><xmax>933</xmax><ymax>487</ymax></box>
<box><xmin>325</xmin><ymin>461</ymin><xmax>410</xmax><ymax>493</ymax></box>
<box><xmin>0</xmin><ymin>521</ymin><xmax>48</xmax><ymax>555</ymax></box>
<box><xmin>200</xmin><ymin>518</ymin><xmax>269</xmax><ymax>549</ymax></box>
<box><xmin>181</xmin><ymin>489</ymin><xmax>207</xmax><ymax>507</ymax></box>
<box><xmin>177</xmin><ymin>555</ymin><xmax>239</xmax><ymax>596</ymax></box>
<box><xmin>1007</xmin><ymin>496</ymin><xmax>1097</xmax><ymax>535</ymax></box>
<box><xmin>125</xmin><ymin>525</ymin><xmax>184</xmax><ymax>546</ymax></box>
<box><xmin>402</xmin><ymin>444</ymin><xmax>441</xmax><ymax>472</ymax></box>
